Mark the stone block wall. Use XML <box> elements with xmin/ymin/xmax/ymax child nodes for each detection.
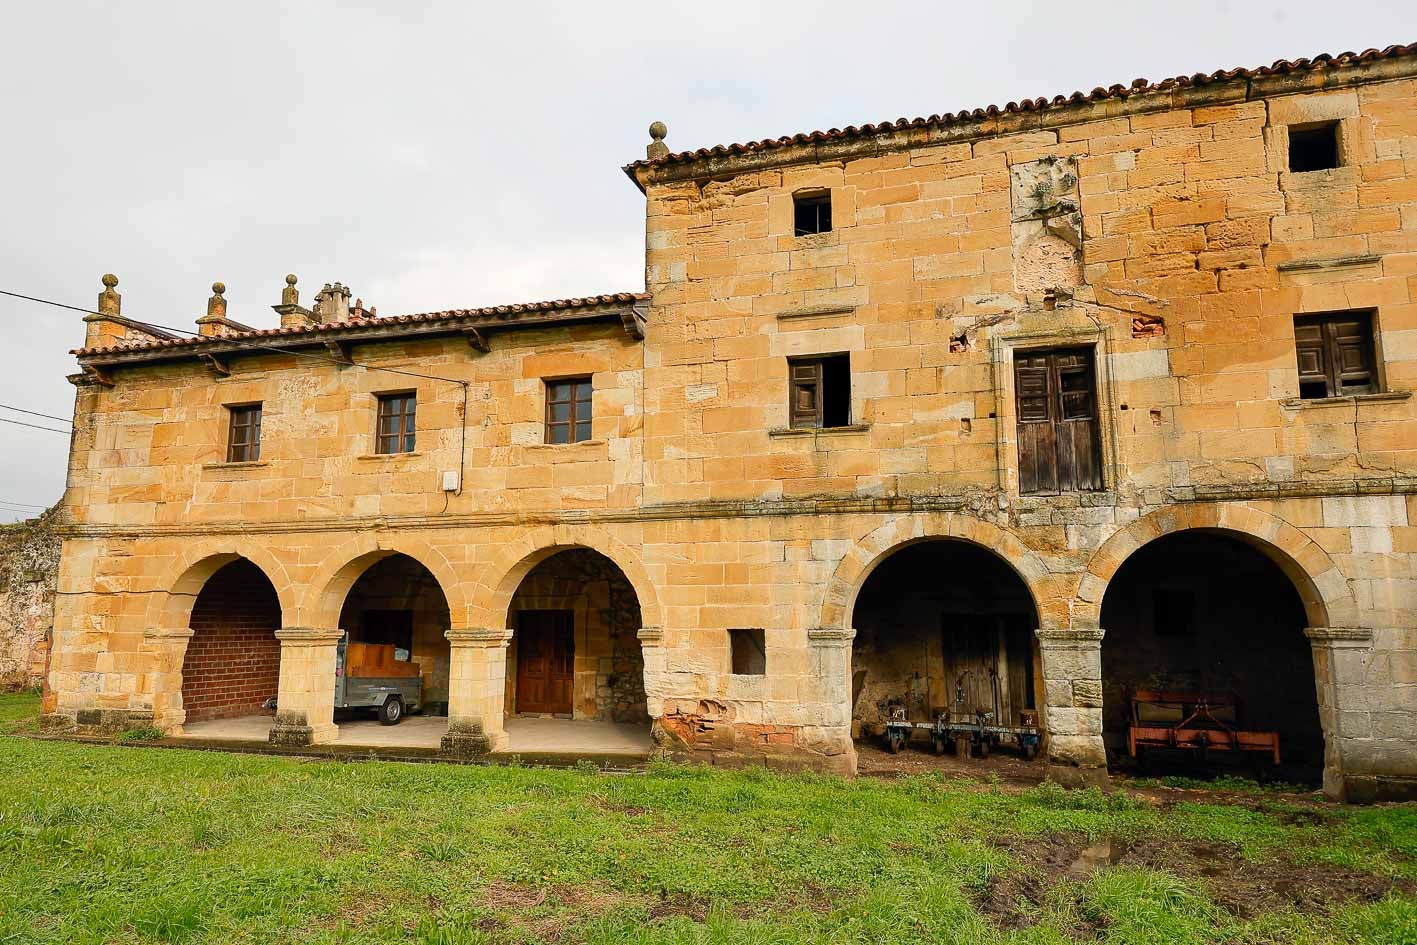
<box><xmin>0</xmin><ymin>510</ymin><xmax>59</xmax><ymax>689</ymax></box>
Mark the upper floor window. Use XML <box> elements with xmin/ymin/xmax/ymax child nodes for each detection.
<box><xmin>375</xmin><ymin>392</ymin><xmax>417</xmax><ymax>454</ymax></box>
<box><xmin>793</xmin><ymin>191</ymin><xmax>832</xmax><ymax>236</ymax></box>
<box><xmin>1295</xmin><ymin>311</ymin><xmax>1378</xmax><ymax>399</ymax></box>
<box><xmin>1014</xmin><ymin>347</ymin><xmax>1103</xmax><ymax>495</ymax></box>
<box><xmin>226</xmin><ymin>404</ymin><xmax>262</xmax><ymax>463</ymax></box>
<box><xmin>788</xmin><ymin>354</ymin><xmax>851</xmax><ymax>429</ymax></box>
<box><xmin>1288</xmin><ymin>122</ymin><xmax>1340</xmax><ymax>173</ymax></box>
<box><xmin>546</xmin><ymin>377</ymin><xmax>592</xmax><ymax>444</ymax></box>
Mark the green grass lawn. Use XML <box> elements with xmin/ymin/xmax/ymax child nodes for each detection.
<box><xmin>3</xmin><ymin>690</ymin><xmax>1415</xmax><ymax>945</ymax></box>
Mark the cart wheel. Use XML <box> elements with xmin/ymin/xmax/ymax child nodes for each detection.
<box><xmin>887</xmin><ymin>731</ymin><xmax>906</xmax><ymax>754</ymax></box>
<box><xmin>379</xmin><ymin>697</ymin><xmax>404</xmax><ymax>726</ymax></box>
<box><xmin>1023</xmin><ymin>741</ymin><xmax>1038</xmax><ymax>761</ymax></box>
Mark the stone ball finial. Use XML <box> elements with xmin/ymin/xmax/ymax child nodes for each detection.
<box><xmin>102</xmin><ymin>273</ymin><xmax>118</xmax><ymax>288</ymax></box>
<box><xmin>649</xmin><ymin>121</ymin><xmax>667</xmax><ymax>141</ymax></box>
<box><xmin>286</xmin><ymin>273</ymin><xmax>298</xmax><ymax>286</ymax></box>
<box><xmin>212</xmin><ymin>281</ymin><xmax>226</xmax><ymax>295</ymax></box>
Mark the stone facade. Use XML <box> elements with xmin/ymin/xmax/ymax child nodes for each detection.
<box><xmin>42</xmin><ymin>47</ymin><xmax>1417</xmax><ymax>800</ymax></box>
<box><xmin>0</xmin><ymin>510</ymin><xmax>59</xmax><ymax>689</ymax></box>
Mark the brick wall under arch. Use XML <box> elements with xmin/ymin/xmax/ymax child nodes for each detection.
<box><xmin>180</xmin><ymin>559</ymin><xmax>282</xmax><ymax>723</ymax></box>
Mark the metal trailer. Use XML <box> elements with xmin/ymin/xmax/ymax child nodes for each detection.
<box><xmin>334</xmin><ymin>635</ymin><xmax>423</xmax><ymax>725</ymax></box>
<box><xmin>884</xmin><ymin>706</ymin><xmax>1041</xmax><ymax>759</ymax></box>
<box><xmin>1127</xmin><ymin>690</ymin><xmax>1280</xmax><ymax>766</ymax></box>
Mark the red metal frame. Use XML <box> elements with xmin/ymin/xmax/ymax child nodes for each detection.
<box><xmin>1127</xmin><ymin>689</ymin><xmax>1280</xmax><ymax>765</ymax></box>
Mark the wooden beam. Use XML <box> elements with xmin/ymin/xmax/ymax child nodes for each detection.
<box><xmin>463</xmin><ymin>327</ymin><xmax>489</xmax><ymax>353</ymax></box>
<box><xmin>82</xmin><ymin>364</ymin><xmax>115</xmax><ymax>387</ymax></box>
<box><xmin>620</xmin><ymin>304</ymin><xmax>647</xmax><ymax>340</ymax></box>
<box><xmin>202</xmin><ymin>353</ymin><xmax>230</xmax><ymax>377</ymax></box>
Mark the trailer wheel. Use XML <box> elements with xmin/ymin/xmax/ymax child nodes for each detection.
<box><xmin>379</xmin><ymin>697</ymin><xmax>404</xmax><ymax>726</ymax></box>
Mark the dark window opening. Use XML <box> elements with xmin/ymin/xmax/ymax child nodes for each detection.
<box><xmin>788</xmin><ymin>354</ymin><xmax>851</xmax><ymax>429</ymax></box>
<box><xmin>1014</xmin><ymin>347</ymin><xmax>1103</xmax><ymax>495</ymax></box>
<box><xmin>1288</xmin><ymin>123</ymin><xmax>1340</xmax><ymax>173</ymax></box>
<box><xmin>729</xmin><ymin>628</ymin><xmax>766</xmax><ymax>676</ymax></box>
<box><xmin>357</xmin><ymin>609</ymin><xmax>414</xmax><ymax>661</ymax></box>
<box><xmin>1294</xmin><ymin>311</ymin><xmax>1378</xmax><ymax>399</ymax></box>
<box><xmin>546</xmin><ymin>377</ymin><xmax>593</xmax><ymax>444</ymax></box>
<box><xmin>226</xmin><ymin>404</ymin><xmax>262</xmax><ymax>463</ymax></box>
<box><xmin>375</xmin><ymin>393</ymin><xmax>417</xmax><ymax>454</ymax></box>
<box><xmin>1153</xmin><ymin>588</ymin><xmax>1196</xmax><ymax>637</ymax></box>
<box><xmin>793</xmin><ymin>192</ymin><xmax>832</xmax><ymax>236</ymax></box>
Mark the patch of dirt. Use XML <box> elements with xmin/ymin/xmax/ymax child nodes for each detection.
<box><xmin>975</xmin><ymin>832</ymin><xmax>1414</xmax><ymax>931</ymax></box>
<box><xmin>856</xmin><ymin>738</ymin><xmax>1046</xmax><ymax>786</ymax></box>
<box><xmin>587</xmin><ymin>795</ymin><xmax>650</xmax><ymax>816</ymax></box>
<box><xmin>648</xmin><ymin>889</ymin><xmax>711</xmax><ymax>922</ymax></box>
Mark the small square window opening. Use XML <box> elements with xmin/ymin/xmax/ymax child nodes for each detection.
<box><xmin>1288</xmin><ymin>123</ymin><xmax>1340</xmax><ymax>173</ymax></box>
<box><xmin>1294</xmin><ymin>310</ymin><xmax>1378</xmax><ymax>399</ymax></box>
<box><xmin>793</xmin><ymin>192</ymin><xmax>832</xmax><ymax>236</ymax></box>
<box><xmin>226</xmin><ymin>404</ymin><xmax>262</xmax><ymax>463</ymax></box>
<box><xmin>545</xmin><ymin>377</ymin><xmax>593</xmax><ymax>444</ymax></box>
<box><xmin>788</xmin><ymin>354</ymin><xmax>851</xmax><ymax>429</ymax></box>
<box><xmin>728</xmin><ymin>628</ymin><xmax>766</xmax><ymax>676</ymax></box>
<box><xmin>375</xmin><ymin>393</ymin><xmax>417</xmax><ymax>454</ymax></box>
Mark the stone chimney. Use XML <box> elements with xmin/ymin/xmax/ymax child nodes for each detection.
<box><xmin>312</xmin><ymin>282</ymin><xmax>352</xmax><ymax>324</ymax></box>
<box><xmin>272</xmin><ymin>274</ymin><xmax>314</xmax><ymax>329</ymax></box>
<box><xmin>82</xmin><ymin>274</ymin><xmax>127</xmax><ymax>348</ymax></box>
<box><xmin>195</xmin><ymin>282</ymin><xmax>228</xmax><ymax>337</ymax></box>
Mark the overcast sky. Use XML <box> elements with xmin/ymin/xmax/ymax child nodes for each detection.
<box><xmin>2</xmin><ymin>1</ymin><xmax>1413</xmax><ymax>521</ymax></box>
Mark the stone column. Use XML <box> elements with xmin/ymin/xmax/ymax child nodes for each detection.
<box><xmin>637</xmin><ymin>626</ymin><xmax>666</xmax><ymax>719</ymax></box>
<box><xmin>1036</xmin><ymin>627</ymin><xmax>1109</xmax><ymax>787</ymax></box>
<box><xmin>141</xmin><ymin>626</ymin><xmax>194</xmax><ymax>732</ymax></box>
<box><xmin>268</xmin><ymin>627</ymin><xmax>342</xmax><ymax>746</ymax></box>
<box><xmin>1306</xmin><ymin>626</ymin><xmax>1375</xmax><ymax>801</ymax></box>
<box><xmin>806</xmin><ymin>627</ymin><xmax>857</xmax><ymax>774</ymax></box>
<box><xmin>441</xmin><ymin>628</ymin><xmax>512</xmax><ymax>757</ymax></box>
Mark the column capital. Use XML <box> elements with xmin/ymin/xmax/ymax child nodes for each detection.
<box><xmin>143</xmin><ymin>626</ymin><xmax>195</xmax><ymax>641</ymax></box>
<box><xmin>636</xmin><ymin>626</ymin><xmax>664</xmax><ymax>644</ymax></box>
<box><xmin>1036</xmin><ymin>627</ymin><xmax>1106</xmax><ymax>645</ymax></box>
<box><xmin>807</xmin><ymin>626</ymin><xmax>856</xmax><ymax>646</ymax></box>
<box><xmin>1305</xmin><ymin>626</ymin><xmax>1375</xmax><ymax>649</ymax></box>
<box><xmin>446</xmin><ymin>627</ymin><xmax>513</xmax><ymax>646</ymax></box>
<box><xmin>275</xmin><ymin>627</ymin><xmax>345</xmax><ymax>645</ymax></box>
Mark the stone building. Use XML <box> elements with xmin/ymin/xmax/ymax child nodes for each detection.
<box><xmin>42</xmin><ymin>43</ymin><xmax>1417</xmax><ymax>801</ymax></box>
<box><xmin>0</xmin><ymin>509</ymin><xmax>59</xmax><ymax>689</ymax></box>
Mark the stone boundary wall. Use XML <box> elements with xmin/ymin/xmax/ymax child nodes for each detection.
<box><xmin>0</xmin><ymin>509</ymin><xmax>59</xmax><ymax>689</ymax></box>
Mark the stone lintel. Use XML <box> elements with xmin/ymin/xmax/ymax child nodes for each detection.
<box><xmin>636</xmin><ymin>626</ymin><xmax>665</xmax><ymax>644</ymax></box>
<box><xmin>1036</xmin><ymin>627</ymin><xmax>1106</xmax><ymax>646</ymax></box>
<box><xmin>807</xmin><ymin>626</ymin><xmax>856</xmax><ymax>645</ymax></box>
<box><xmin>274</xmin><ymin>627</ymin><xmax>344</xmax><ymax>646</ymax></box>
<box><xmin>445</xmin><ymin>627</ymin><xmax>513</xmax><ymax>646</ymax></box>
<box><xmin>1306</xmin><ymin>626</ymin><xmax>1376</xmax><ymax>648</ymax></box>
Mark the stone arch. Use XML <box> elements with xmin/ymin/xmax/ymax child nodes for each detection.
<box><xmin>819</xmin><ymin>512</ymin><xmax>1054</xmax><ymax>632</ymax></box>
<box><xmin>147</xmin><ymin>543</ymin><xmax>296</xmax><ymax>631</ymax></box>
<box><xmin>1076</xmin><ymin>502</ymin><xmax>1358</xmax><ymax>629</ymax></box>
<box><xmin>302</xmin><ymin>534</ymin><xmax>470</xmax><ymax>631</ymax></box>
<box><xmin>469</xmin><ymin>525</ymin><xmax>662</xmax><ymax>631</ymax></box>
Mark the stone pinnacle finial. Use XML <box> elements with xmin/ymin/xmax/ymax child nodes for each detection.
<box><xmin>282</xmin><ymin>273</ymin><xmax>299</xmax><ymax>307</ymax></box>
<box><xmin>647</xmin><ymin>121</ymin><xmax>669</xmax><ymax>160</ymax></box>
<box><xmin>98</xmin><ymin>273</ymin><xmax>121</xmax><ymax>315</ymax></box>
<box><xmin>206</xmin><ymin>282</ymin><xmax>228</xmax><ymax>319</ymax></box>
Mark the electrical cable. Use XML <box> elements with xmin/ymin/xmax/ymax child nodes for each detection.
<box><xmin>0</xmin><ymin>403</ymin><xmax>72</xmax><ymax>424</ymax></box>
<box><xmin>0</xmin><ymin>416</ymin><xmax>71</xmax><ymax>435</ymax></box>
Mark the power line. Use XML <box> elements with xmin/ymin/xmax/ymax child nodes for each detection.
<box><xmin>0</xmin><ymin>403</ymin><xmax>71</xmax><ymax>424</ymax></box>
<box><xmin>0</xmin><ymin>416</ymin><xmax>71</xmax><ymax>435</ymax></box>
<box><xmin>0</xmin><ymin>287</ymin><xmax>469</xmax><ymax>387</ymax></box>
<box><xmin>0</xmin><ymin>499</ymin><xmax>50</xmax><ymax>508</ymax></box>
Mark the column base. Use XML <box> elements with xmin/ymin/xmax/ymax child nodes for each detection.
<box><xmin>268</xmin><ymin>715</ymin><xmax>338</xmax><ymax>747</ymax></box>
<box><xmin>1045</xmin><ymin>763</ymin><xmax>1112</xmax><ymax>790</ymax></box>
<box><xmin>441</xmin><ymin>723</ymin><xmax>507</xmax><ymax>758</ymax></box>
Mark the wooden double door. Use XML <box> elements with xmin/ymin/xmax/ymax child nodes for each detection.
<box><xmin>515</xmin><ymin>610</ymin><xmax>574</xmax><ymax>715</ymax></box>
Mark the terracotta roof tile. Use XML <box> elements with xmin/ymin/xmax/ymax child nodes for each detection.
<box><xmin>73</xmin><ymin>292</ymin><xmax>649</xmax><ymax>358</ymax></box>
<box><xmin>626</xmin><ymin>44</ymin><xmax>1417</xmax><ymax>171</ymax></box>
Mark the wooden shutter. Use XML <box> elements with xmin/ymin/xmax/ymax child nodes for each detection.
<box><xmin>1294</xmin><ymin>312</ymin><xmax>1377</xmax><ymax>399</ymax></box>
<box><xmin>1014</xmin><ymin>348</ymin><xmax>1103</xmax><ymax>495</ymax></box>
<box><xmin>1330</xmin><ymin>317</ymin><xmax>1375</xmax><ymax>394</ymax></box>
<box><xmin>1294</xmin><ymin>320</ymin><xmax>1329</xmax><ymax>396</ymax></box>
<box><xmin>789</xmin><ymin>360</ymin><xmax>823</xmax><ymax>429</ymax></box>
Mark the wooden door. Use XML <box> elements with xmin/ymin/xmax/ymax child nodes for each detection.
<box><xmin>1015</xmin><ymin>347</ymin><xmax>1103</xmax><ymax>495</ymax></box>
<box><xmin>515</xmin><ymin>610</ymin><xmax>574</xmax><ymax>714</ymax></box>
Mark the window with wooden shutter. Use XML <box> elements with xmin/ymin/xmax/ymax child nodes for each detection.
<box><xmin>787</xmin><ymin>354</ymin><xmax>850</xmax><ymax>429</ymax></box>
<box><xmin>1293</xmin><ymin>311</ymin><xmax>1377</xmax><ymax>400</ymax></box>
<box><xmin>226</xmin><ymin>404</ymin><xmax>262</xmax><ymax>463</ymax></box>
<box><xmin>1014</xmin><ymin>347</ymin><xmax>1103</xmax><ymax>495</ymax></box>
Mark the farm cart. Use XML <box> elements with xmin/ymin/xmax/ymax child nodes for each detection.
<box><xmin>883</xmin><ymin>706</ymin><xmax>1041</xmax><ymax>759</ymax></box>
<box><xmin>334</xmin><ymin>635</ymin><xmax>423</xmax><ymax>725</ymax></box>
<box><xmin>1127</xmin><ymin>690</ymin><xmax>1280</xmax><ymax>765</ymax></box>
